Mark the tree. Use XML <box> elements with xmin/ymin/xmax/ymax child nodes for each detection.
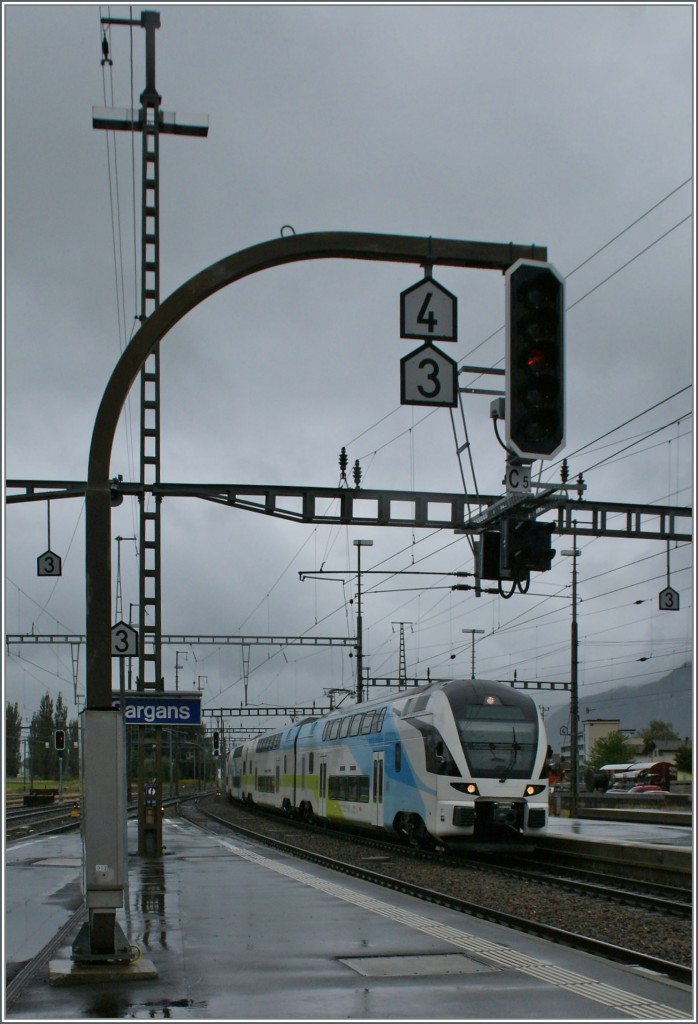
<box><xmin>584</xmin><ymin>731</ymin><xmax>636</xmax><ymax>774</ymax></box>
<box><xmin>674</xmin><ymin>744</ymin><xmax>692</xmax><ymax>775</ymax></box>
<box><xmin>54</xmin><ymin>692</ymin><xmax>69</xmax><ymax>731</ymax></box>
<box><xmin>638</xmin><ymin>720</ymin><xmax>679</xmax><ymax>757</ymax></box>
<box><xmin>29</xmin><ymin>692</ymin><xmax>55</xmax><ymax>780</ymax></box>
<box><xmin>5</xmin><ymin>702</ymin><xmax>22</xmax><ymax>777</ymax></box>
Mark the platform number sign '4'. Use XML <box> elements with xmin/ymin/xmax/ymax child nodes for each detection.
<box><xmin>400</xmin><ymin>277</ymin><xmax>457</xmax><ymax>342</ymax></box>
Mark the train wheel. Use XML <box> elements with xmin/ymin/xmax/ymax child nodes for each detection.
<box><xmin>407</xmin><ymin>814</ymin><xmax>432</xmax><ymax>849</ymax></box>
<box><xmin>396</xmin><ymin>813</ymin><xmax>430</xmax><ymax>848</ymax></box>
<box><xmin>395</xmin><ymin>813</ymin><xmax>410</xmax><ymax>843</ymax></box>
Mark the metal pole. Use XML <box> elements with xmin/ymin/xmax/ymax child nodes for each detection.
<box><xmin>357</xmin><ymin>548</ymin><xmax>363</xmax><ymax>704</ymax></box>
<box><xmin>570</xmin><ymin>531</ymin><xmax>579</xmax><ymax>817</ymax></box>
<box><xmin>562</xmin><ymin>530</ymin><xmax>580</xmax><ymax>818</ymax></box>
<box><xmin>461</xmin><ymin>629</ymin><xmax>485</xmax><ymax>679</ymax></box>
<box><xmin>353</xmin><ymin>540</ymin><xmax>373</xmax><ymax>704</ymax></box>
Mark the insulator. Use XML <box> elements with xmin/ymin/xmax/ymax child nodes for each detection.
<box><xmin>560</xmin><ymin>458</ymin><xmax>569</xmax><ymax>484</ymax></box>
<box><xmin>339</xmin><ymin>447</ymin><xmax>348</xmax><ymax>474</ymax></box>
<box><xmin>101</xmin><ymin>33</ymin><xmax>113</xmax><ymax>66</ymax></box>
<box><xmin>352</xmin><ymin>460</ymin><xmax>362</xmax><ymax>487</ymax></box>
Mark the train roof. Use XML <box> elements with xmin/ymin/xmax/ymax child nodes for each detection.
<box><xmin>318</xmin><ymin>677</ymin><xmax>531</xmax><ymax>719</ymax></box>
<box><xmin>234</xmin><ymin>678</ymin><xmax>535</xmax><ymax>748</ymax></box>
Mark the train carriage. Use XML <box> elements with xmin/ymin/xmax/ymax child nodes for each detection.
<box><xmin>224</xmin><ymin>678</ymin><xmax>549</xmax><ymax>849</ymax></box>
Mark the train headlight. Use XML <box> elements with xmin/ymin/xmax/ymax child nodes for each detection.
<box><xmin>525</xmin><ymin>784</ymin><xmax>546</xmax><ymax>796</ymax></box>
<box><xmin>450</xmin><ymin>782</ymin><xmax>479</xmax><ymax>795</ymax></box>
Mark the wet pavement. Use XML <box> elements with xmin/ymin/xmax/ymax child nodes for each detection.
<box><xmin>4</xmin><ymin>815</ymin><xmax>693</xmax><ymax>1021</ymax></box>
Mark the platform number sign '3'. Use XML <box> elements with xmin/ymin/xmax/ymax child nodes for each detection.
<box><xmin>400</xmin><ymin>343</ymin><xmax>458</xmax><ymax>408</ymax></box>
<box><xmin>37</xmin><ymin>549</ymin><xmax>62</xmax><ymax>576</ymax></box>
<box><xmin>658</xmin><ymin>586</ymin><xmax>680</xmax><ymax>611</ymax></box>
<box><xmin>111</xmin><ymin>621</ymin><xmax>139</xmax><ymax>657</ymax></box>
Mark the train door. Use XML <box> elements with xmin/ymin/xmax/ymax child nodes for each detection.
<box><xmin>372</xmin><ymin>752</ymin><xmax>384</xmax><ymax>826</ymax></box>
<box><xmin>318</xmin><ymin>757</ymin><xmax>327</xmax><ymax>817</ymax></box>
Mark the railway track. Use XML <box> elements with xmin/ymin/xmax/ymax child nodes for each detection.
<box><xmin>6</xmin><ymin>801</ymin><xmax>81</xmax><ymax>838</ymax></box>
<box><xmin>185</xmin><ymin>795</ymin><xmax>692</xmax><ymax>984</ymax></box>
<box><xmin>189</xmin><ymin>794</ymin><xmax>692</xmax><ymax>916</ymax></box>
<box><xmin>478</xmin><ymin>851</ymin><xmax>692</xmax><ymax>916</ymax></box>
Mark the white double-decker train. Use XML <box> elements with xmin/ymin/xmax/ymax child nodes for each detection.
<box><xmin>224</xmin><ymin>677</ymin><xmax>550</xmax><ymax>848</ymax></box>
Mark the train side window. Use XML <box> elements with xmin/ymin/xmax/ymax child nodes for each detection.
<box><xmin>329</xmin><ymin>719</ymin><xmax>341</xmax><ymax>740</ymax></box>
<box><xmin>322</xmin><ymin>723</ymin><xmax>330</xmax><ymax>740</ymax></box>
<box><xmin>395</xmin><ymin>742</ymin><xmax>401</xmax><ymax>772</ymax></box>
<box><xmin>361</xmin><ymin>710</ymin><xmax>375</xmax><ymax>734</ymax></box>
<box><xmin>375</xmin><ymin>708</ymin><xmax>386</xmax><ymax>733</ymax></box>
<box><xmin>339</xmin><ymin>717</ymin><xmax>352</xmax><ymax>738</ymax></box>
<box><xmin>284</xmin><ymin>755</ymin><xmax>287</xmax><ymax>773</ymax></box>
<box><xmin>349</xmin><ymin>714</ymin><xmax>363</xmax><ymax>736</ymax></box>
<box><xmin>309</xmin><ymin>752</ymin><xmax>314</xmax><ymax>774</ymax></box>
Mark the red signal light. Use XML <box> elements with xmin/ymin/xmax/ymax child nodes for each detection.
<box><xmin>526</xmin><ymin>348</ymin><xmax>546</xmax><ymax>369</ymax></box>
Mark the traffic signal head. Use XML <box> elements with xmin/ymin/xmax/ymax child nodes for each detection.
<box><xmin>213</xmin><ymin>731</ymin><xmax>220</xmax><ymax>755</ymax></box>
<box><xmin>506</xmin><ymin>260</ymin><xmax>565</xmax><ymax>459</ymax></box>
<box><xmin>477</xmin><ymin>530</ymin><xmax>514</xmax><ymax>581</ymax></box>
<box><xmin>54</xmin><ymin>729</ymin><xmax>66</xmax><ymax>752</ymax></box>
<box><xmin>503</xmin><ymin>519</ymin><xmax>556</xmax><ymax>575</ymax></box>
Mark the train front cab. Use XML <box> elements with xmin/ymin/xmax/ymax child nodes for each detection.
<box><xmin>446</xmin><ymin>680</ymin><xmax>548</xmax><ymax>844</ymax></box>
<box><xmin>398</xmin><ymin>680</ymin><xmax>548</xmax><ymax>846</ymax></box>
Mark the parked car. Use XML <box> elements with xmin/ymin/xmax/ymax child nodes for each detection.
<box><xmin>627</xmin><ymin>784</ymin><xmax>668</xmax><ymax>794</ymax></box>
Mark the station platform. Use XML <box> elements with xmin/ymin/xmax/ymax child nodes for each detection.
<box><xmin>4</xmin><ymin>815</ymin><xmax>693</xmax><ymax>1021</ymax></box>
<box><xmin>542</xmin><ymin>814</ymin><xmax>692</xmax><ymax>879</ymax></box>
<box><xmin>547</xmin><ymin>811</ymin><xmax>693</xmax><ymax>846</ymax></box>
<box><xmin>546</xmin><ymin>813</ymin><xmax>692</xmax><ymax>846</ymax></box>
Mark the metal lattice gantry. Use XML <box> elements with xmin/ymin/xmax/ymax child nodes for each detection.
<box><xmin>6</xmin><ymin>479</ymin><xmax>692</xmax><ymax>542</ymax></box>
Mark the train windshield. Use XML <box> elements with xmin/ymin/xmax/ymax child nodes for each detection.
<box><xmin>447</xmin><ymin>687</ymin><xmax>538</xmax><ymax>780</ymax></box>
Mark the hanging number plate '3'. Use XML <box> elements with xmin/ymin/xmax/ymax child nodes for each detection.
<box><xmin>400</xmin><ymin>343</ymin><xmax>458</xmax><ymax>407</ymax></box>
<box><xmin>658</xmin><ymin>586</ymin><xmax>680</xmax><ymax>611</ymax></box>
<box><xmin>37</xmin><ymin>550</ymin><xmax>62</xmax><ymax>577</ymax></box>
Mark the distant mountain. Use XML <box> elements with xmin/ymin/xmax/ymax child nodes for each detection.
<box><xmin>543</xmin><ymin>663</ymin><xmax>693</xmax><ymax>754</ymax></box>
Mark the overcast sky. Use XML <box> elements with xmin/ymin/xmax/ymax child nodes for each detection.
<box><xmin>3</xmin><ymin>3</ymin><xmax>694</xmax><ymax>740</ymax></box>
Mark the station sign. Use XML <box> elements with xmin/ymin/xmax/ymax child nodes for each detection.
<box><xmin>111</xmin><ymin>691</ymin><xmax>202</xmax><ymax>726</ymax></box>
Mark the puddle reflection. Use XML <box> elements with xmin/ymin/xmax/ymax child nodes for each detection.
<box><xmin>133</xmin><ymin>860</ymin><xmax>169</xmax><ymax>951</ymax></box>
